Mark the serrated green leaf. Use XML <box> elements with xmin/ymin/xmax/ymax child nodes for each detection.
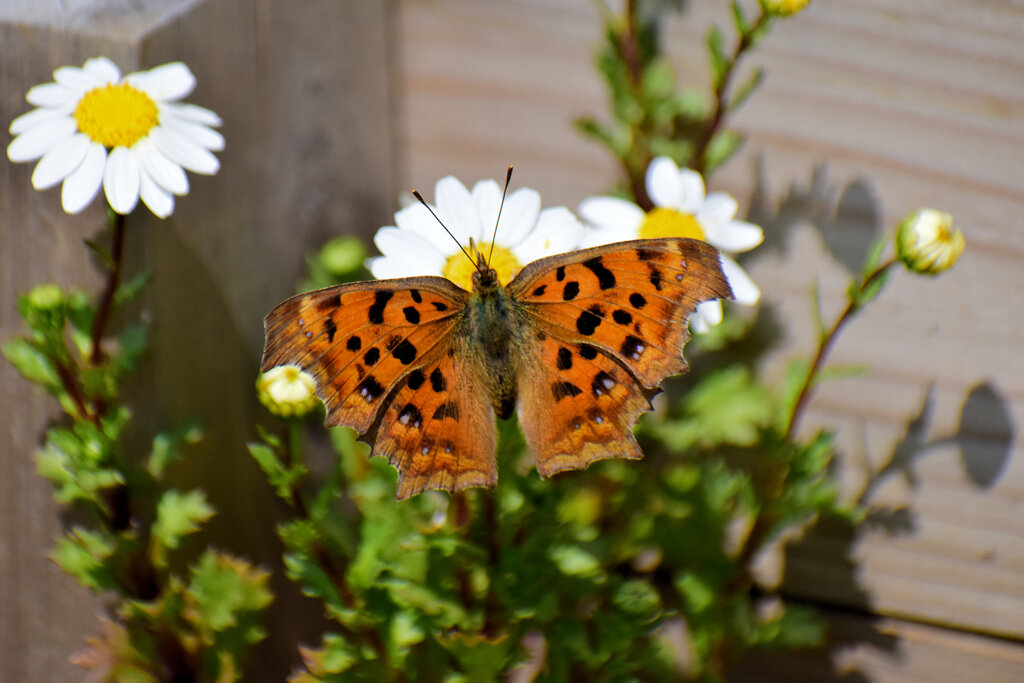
<box><xmin>704</xmin><ymin>128</ymin><xmax>744</xmax><ymax>174</ymax></box>
<box><xmin>380</xmin><ymin>577</ymin><xmax>466</xmax><ymax>628</ymax></box>
<box><xmin>613</xmin><ymin>579</ymin><xmax>661</xmax><ymax>620</ymax></box>
<box><xmin>185</xmin><ymin>551</ymin><xmax>273</xmax><ymax>635</ymax></box>
<box><xmin>148</xmin><ymin>421</ymin><xmax>204</xmax><ymax>478</ymax></box>
<box><xmin>151</xmin><ymin>489</ymin><xmax>215</xmax><ymax>566</ymax></box>
<box><xmin>52</xmin><ymin>527</ymin><xmax>117</xmax><ymax>591</ymax></box>
<box><xmin>249</xmin><ymin>442</ymin><xmax>306</xmax><ymax>504</ymax></box>
<box><xmin>283</xmin><ymin>552</ymin><xmax>346</xmax><ymax>614</ymax></box>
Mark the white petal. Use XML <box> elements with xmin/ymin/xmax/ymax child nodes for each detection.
<box><xmin>52</xmin><ymin>65</ymin><xmax>97</xmax><ymax>91</ymax></box>
<box><xmin>677</xmin><ymin>168</ymin><xmax>706</xmax><ymax>214</ymax></box>
<box><xmin>580</xmin><ymin>225</ymin><xmax>630</xmax><ymax>248</ymax></box>
<box><xmin>690</xmin><ymin>300</ymin><xmax>723</xmax><ymax>333</ymax></box>
<box><xmin>577</xmin><ymin>196</ymin><xmax>645</xmax><ymax>232</ymax></box>
<box><xmin>703</xmin><ymin>218</ymin><xmax>764</xmax><ymax>253</ymax></box>
<box><xmin>103</xmin><ymin>147</ymin><xmax>141</xmax><ymax>214</ymax></box>
<box><xmin>82</xmin><ymin>57</ymin><xmax>121</xmax><ymax>85</ymax></box>
<box><xmin>127</xmin><ymin>62</ymin><xmax>195</xmax><ymax>101</ymax></box>
<box><xmin>471</xmin><ymin>179</ymin><xmax>502</xmax><ymax>232</ymax></box>
<box><xmin>393</xmin><ymin>202</ymin><xmax>457</xmax><ymax>254</ymax></box>
<box><xmin>160</xmin><ymin>101</ymin><xmax>222</xmax><ymax>127</ymax></box>
<box><xmin>720</xmin><ymin>255</ymin><xmax>761</xmax><ymax>305</ymax></box>
<box><xmin>512</xmin><ymin>207</ymin><xmax>583</xmax><ymax>264</ymax></box>
<box><xmin>32</xmin><ymin>133</ymin><xmax>91</xmax><ymax>190</ymax></box>
<box><xmin>133</xmin><ymin>137</ymin><xmax>188</xmax><ymax>195</ymax></box>
<box><xmin>25</xmin><ymin>83</ymin><xmax>80</xmax><ymax>108</ymax></box>
<box><xmin>7</xmin><ymin>116</ymin><xmax>77</xmax><ymax>162</ymax></box>
<box><xmin>139</xmin><ymin>169</ymin><xmax>174</xmax><ymax>218</ymax></box>
<box><xmin>10</xmin><ymin>104</ymin><xmax>75</xmax><ymax>135</ymax></box>
<box><xmin>369</xmin><ymin>255</ymin><xmax>444</xmax><ymax>280</ymax></box>
<box><xmin>61</xmin><ymin>143</ymin><xmax>106</xmax><ymax>214</ymax></box>
<box><xmin>434</xmin><ymin>176</ymin><xmax>481</xmax><ymax>245</ymax></box>
<box><xmin>698</xmin><ymin>192</ymin><xmax>738</xmax><ymax>225</ymax></box>
<box><xmin>373</xmin><ymin>227</ymin><xmax>447</xmax><ymax>269</ymax></box>
<box><xmin>494</xmin><ymin>187</ymin><xmax>541</xmax><ymax>248</ymax></box>
<box><xmin>148</xmin><ymin>125</ymin><xmax>220</xmax><ymax>174</ymax></box>
<box><xmin>646</xmin><ymin>156</ymin><xmax>683</xmax><ymax>209</ymax></box>
<box><xmin>158</xmin><ymin>113</ymin><xmax>224</xmax><ymax>151</ymax></box>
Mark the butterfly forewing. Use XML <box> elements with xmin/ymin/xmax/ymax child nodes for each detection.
<box><xmin>508</xmin><ymin>238</ymin><xmax>733</xmax><ymax>388</ymax></box>
<box><xmin>262</xmin><ymin>277</ymin><xmax>469</xmax><ymax>433</ymax></box>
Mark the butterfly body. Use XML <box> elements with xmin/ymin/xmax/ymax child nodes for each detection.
<box><xmin>263</xmin><ymin>238</ymin><xmax>732</xmax><ymax>499</ymax></box>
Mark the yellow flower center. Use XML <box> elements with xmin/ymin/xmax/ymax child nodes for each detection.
<box><xmin>442</xmin><ymin>243</ymin><xmax>522</xmax><ymax>290</ymax></box>
<box><xmin>638</xmin><ymin>207</ymin><xmax>706</xmax><ymax>242</ymax></box>
<box><xmin>73</xmin><ymin>83</ymin><xmax>159</xmax><ymax>148</ymax></box>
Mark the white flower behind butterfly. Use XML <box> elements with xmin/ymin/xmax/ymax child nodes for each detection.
<box><xmin>578</xmin><ymin>157</ymin><xmax>763</xmax><ymax>333</ymax></box>
<box><xmin>367</xmin><ymin>175</ymin><xmax>585</xmax><ymax>290</ymax></box>
<box><xmin>7</xmin><ymin>56</ymin><xmax>223</xmax><ymax>218</ymax></box>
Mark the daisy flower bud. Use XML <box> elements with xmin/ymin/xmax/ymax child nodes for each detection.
<box><xmin>761</xmin><ymin>0</ymin><xmax>811</xmax><ymax>17</ymax></box>
<box><xmin>257</xmin><ymin>365</ymin><xmax>318</xmax><ymax>418</ymax></box>
<box><xmin>895</xmin><ymin>209</ymin><xmax>965</xmax><ymax>276</ymax></box>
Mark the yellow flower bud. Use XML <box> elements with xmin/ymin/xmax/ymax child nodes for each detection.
<box><xmin>761</xmin><ymin>0</ymin><xmax>811</xmax><ymax>17</ymax></box>
<box><xmin>257</xmin><ymin>365</ymin><xmax>318</xmax><ymax>418</ymax></box>
<box><xmin>895</xmin><ymin>209</ymin><xmax>965</xmax><ymax>276</ymax></box>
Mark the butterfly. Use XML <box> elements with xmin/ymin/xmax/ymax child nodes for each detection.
<box><xmin>262</xmin><ymin>187</ymin><xmax>732</xmax><ymax>499</ymax></box>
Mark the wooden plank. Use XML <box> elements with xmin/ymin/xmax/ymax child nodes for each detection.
<box><xmin>1</xmin><ymin>1</ymin><xmax>398</xmax><ymax>680</ymax></box>
<box><xmin>398</xmin><ymin>0</ymin><xmax>1024</xmax><ymax>649</ymax></box>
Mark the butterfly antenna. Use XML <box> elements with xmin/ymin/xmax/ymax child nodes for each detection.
<box><xmin>487</xmin><ymin>165</ymin><xmax>515</xmax><ymax>266</ymax></box>
<box><xmin>411</xmin><ymin>189</ymin><xmax>475</xmax><ymax>266</ymax></box>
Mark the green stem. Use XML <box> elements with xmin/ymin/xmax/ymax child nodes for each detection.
<box><xmin>784</xmin><ymin>259</ymin><xmax>898</xmax><ymax>440</ymax></box>
<box><xmin>690</xmin><ymin>10</ymin><xmax>771</xmax><ymax>176</ymax></box>
<box><xmin>89</xmin><ymin>208</ymin><xmax>126</xmax><ymax>366</ymax></box>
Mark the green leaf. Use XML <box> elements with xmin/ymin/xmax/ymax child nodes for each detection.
<box><xmin>731</xmin><ymin>0</ymin><xmax>750</xmax><ymax>34</ymax></box>
<box><xmin>249</xmin><ymin>442</ymin><xmax>307</xmax><ymax>504</ymax></box>
<box><xmin>704</xmin><ymin>128</ymin><xmax>744</xmax><ymax>175</ymax></box>
<box><xmin>185</xmin><ymin>550</ymin><xmax>273</xmax><ymax>635</ymax></box>
<box><xmin>613</xmin><ymin>579</ymin><xmax>661</xmax><ymax>621</ymax></box>
<box><xmin>2</xmin><ymin>338</ymin><xmax>61</xmax><ymax>388</ymax></box>
<box><xmin>706</xmin><ymin>26</ymin><xmax>729</xmax><ymax>89</ymax></box>
<box><xmin>52</xmin><ymin>527</ymin><xmax>117</xmax><ymax>591</ymax></box>
<box><xmin>728</xmin><ymin>66</ymin><xmax>764</xmax><ymax>113</ymax></box>
<box><xmin>283</xmin><ymin>552</ymin><xmax>346</xmax><ymax>615</ymax></box>
<box><xmin>759</xmin><ymin>603</ymin><xmax>825</xmax><ymax>649</ymax></box>
<box><xmin>110</xmin><ymin>324</ymin><xmax>149</xmax><ymax>378</ymax></box>
<box><xmin>549</xmin><ymin>545</ymin><xmax>602</xmax><ymax>578</ymax></box>
<box><xmin>675</xmin><ymin>571</ymin><xmax>714</xmax><ymax>613</ymax></box>
<box><xmin>114</xmin><ymin>270</ymin><xmax>152</xmax><ymax>306</ymax></box>
<box><xmin>151</xmin><ymin>489</ymin><xmax>215</xmax><ymax>566</ymax></box>
<box><xmin>379</xmin><ymin>577</ymin><xmax>466</xmax><ymax>629</ymax></box>
<box><xmin>778</xmin><ymin>357</ymin><xmax>810</xmax><ymax>431</ymax></box>
<box><xmin>148</xmin><ymin>421</ymin><xmax>204</xmax><ymax>478</ymax></box>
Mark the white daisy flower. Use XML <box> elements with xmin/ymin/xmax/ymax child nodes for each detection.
<box><xmin>367</xmin><ymin>175</ymin><xmax>585</xmax><ymax>290</ymax></box>
<box><xmin>7</xmin><ymin>56</ymin><xmax>223</xmax><ymax>218</ymax></box>
<box><xmin>578</xmin><ymin>156</ymin><xmax>763</xmax><ymax>333</ymax></box>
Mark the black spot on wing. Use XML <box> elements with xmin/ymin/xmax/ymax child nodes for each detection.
<box><xmin>582</xmin><ymin>256</ymin><xmax>616</xmax><ymax>290</ymax></box>
<box><xmin>357</xmin><ymin>376</ymin><xmax>384</xmax><ymax>403</ymax></box>
<box><xmin>629</xmin><ymin>293</ymin><xmax>647</xmax><ymax>310</ymax></box>
<box><xmin>562</xmin><ymin>281</ymin><xmax>580</xmax><ymax>301</ymax></box>
<box><xmin>432</xmin><ymin>401</ymin><xmax>460</xmax><ymax>421</ymax></box>
<box><xmin>407</xmin><ymin>369</ymin><xmax>425</xmax><ymax>390</ymax></box>
<box><xmin>403</xmin><ymin>306</ymin><xmax>420</xmax><ymax>324</ymax></box>
<box><xmin>556</xmin><ymin>347</ymin><xmax>573</xmax><ymax>370</ymax></box>
<box><xmin>648</xmin><ymin>265</ymin><xmax>665</xmax><ymax>292</ymax></box>
<box><xmin>368</xmin><ymin>291</ymin><xmax>393</xmax><ymax>324</ymax></box>
<box><xmin>552</xmin><ymin>381</ymin><xmax>584</xmax><ymax>401</ymax></box>
<box><xmin>316</xmin><ymin>293</ymin><xmax>341</xmax><ymax>313</ymax></box>
<box><xmin>392</xmin><ymin>340</ymin><xmax>418</xmax><ymax>365</ymax></box>
<box><xmin>431</xmin><ymin>301</ymin><xmax>448</xmax><ymax>311</ymax></box>
<box><xmin>398</xmin><ymin>403</ymin><xmax>423</xmax><ymax>428</ymax></box>
<box><xmin>410</xmin><ymin>289</ymin><xmax>423</xmax><ymax>303</ymax></box>
<box><xmin>612</xmin><ymin>309</ymin><xmax>633</xmax><ymax>326</ymax></box>
<box><xmin>430</xmin><ymin>367</ymin><xmax>447</xmax><ymax>392</ymax></box>
<box><xmin>324</xmin><ymin>318</ymin><xmax>337</xmax><ymax>343</ymax></box>
<box><xmin>579</xmin><ymin>344</ymin><xmax>598</xmax><ymax>360</ymax></box>
<box><xmin>532</xmin><ymin>284</ymin><xmax>547</xmax><ymax>296</ymax></box>
<box><xmin>620</xmin><ymin>335</ymin><xmax>645</xmax><ymax>360</ymax></box>
<box><xmin>346</xmin><ymin>335</ymin><xmax>362</xmax><ymax>351</ymax></box>
<box><xmin>636</xmin><ymin>247</ymin><xmax>658</xmax><ymax>262</ymax></box>
<box><xmin>592</xmin><ymin>371</ymin><xmax>615</xmax><ymax>397</ymax></box>
<box><xmin>363</xmin><ymin>347</ymin><xmax>380</xmax><ymax>366</ymax></box>
<box><xmin>575</xmin><ymin>305</ymin><xmax>604</xmax><ymax>336</ymax></box>
<box><xmin>556</xmin><ymin>266</ymin><xmax>566</xmax><ymax>282</ymax></box>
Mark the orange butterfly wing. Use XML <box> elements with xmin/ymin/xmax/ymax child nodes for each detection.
<box><xmin>507</xmin><ymin>238</ymin><xmax>733</xmax><ymax>476</ymax></box>
<box><xmin>263</xmin><ymin>279</ymin><xmax>498</xmax><ymax>497</ymax></box>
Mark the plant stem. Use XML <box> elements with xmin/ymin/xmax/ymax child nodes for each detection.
<box><xmin>90</xmin><ymin>209</ymin><xmax>126</xmax><ymax>365</ymax></box>
<box><xmin>690</xmin><ymin>10</ymin><xmax>770</xmax><ymax>176</ymax></box>
<box><xmin>784</xmin><ymin>259</ymin><xmax>898</xmax><ymax>440</ymax></box>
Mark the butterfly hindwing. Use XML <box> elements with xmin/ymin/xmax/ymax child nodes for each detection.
<box><xmin>262</xmin><ymin>277</ymin><xmax>469</xmax><ymax>433</ymax></box>
<box><xmin>369</xmin><ymin>346</ymin><xmax>497</xmax><ymax>499</ymax></box>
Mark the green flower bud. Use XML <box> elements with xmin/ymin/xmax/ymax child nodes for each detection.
<box><xmin>761</xmin><ymin>0</ymin><xmax>811</xmax><ymax>16</ymax></box>
<box><xmin>319</xmin><ymin>237</ymin><xmax>367</xmax><ymax>279</ymax></box>
<box><xmin>257</xmin><ymin>365</ymin><xmax>318</xmax><ymax>418</ymax></box>
<box><xmin>895</xmin><ymin>209</ymin><xmax>965</xmax><ymax>276</ymax></box>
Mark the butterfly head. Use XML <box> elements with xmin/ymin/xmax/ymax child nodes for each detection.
<box><xmin>470</xmin><ymin>246</ymin><xmax>500</xmax><ymax>293</ymax></box>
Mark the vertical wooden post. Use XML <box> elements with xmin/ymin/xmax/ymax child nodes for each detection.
<box><xmin>0</xmin><ymin>1</ymin><xmax>398</xmax><ymax>679</ymax></box>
